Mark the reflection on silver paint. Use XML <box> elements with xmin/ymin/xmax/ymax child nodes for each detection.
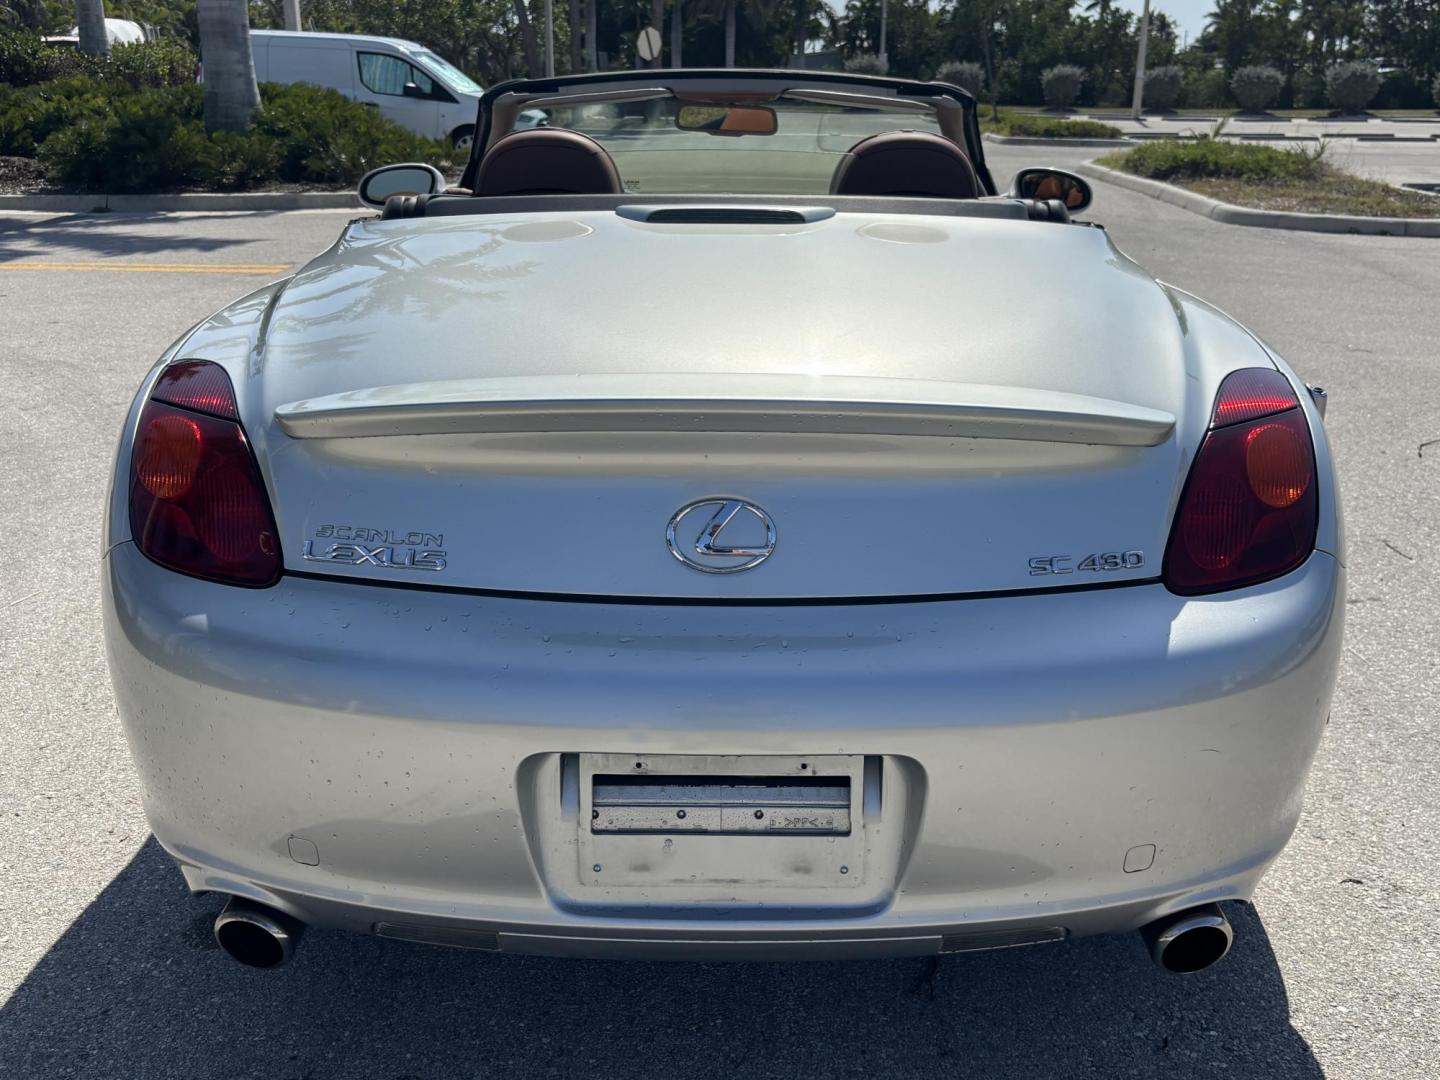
<box><xmin>856</xmin><ymin>221</ymin><xmax>949</xmax><ymax>244</ymax></box>
<box><xmin>500</xmin><ymin>220</ymin><xmax>594</xmax><ymax>243</ymax></box>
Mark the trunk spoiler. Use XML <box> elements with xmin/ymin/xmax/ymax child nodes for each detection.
<box><xmin>274</xmin><ymin>374</ymin><xmax>1175</xmax><ymax>447</ymax></box>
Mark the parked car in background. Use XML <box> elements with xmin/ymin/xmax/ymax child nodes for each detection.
<box><xmin>45</xmin><ymin>17</ymin><xmax>146</xmax><ymax>47</ymax></box>
<box><xmin>249</xmin><ymin>31</ymin><xmax>545</xmax><ymax>151</ymax></box>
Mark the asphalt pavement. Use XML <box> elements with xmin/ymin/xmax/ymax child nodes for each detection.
<box><xmin>2</xmin><ymin>150</ymin><xmax>1439</xmax><ymax>1079</ymax></box>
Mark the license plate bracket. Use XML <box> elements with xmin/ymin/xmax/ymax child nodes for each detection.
<box><xmin>577</xmin><ymin>754</ymin><xmax>868</xmax><ymax>889</ymax></box>
<box><xmin>591</xmin><ymin>773</ymin><xmax>851</xmax><ymax>835</ymax></box>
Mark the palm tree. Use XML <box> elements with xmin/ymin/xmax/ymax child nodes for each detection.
<box><xmin>74</xmin><ymin>0</ymin><xmax>108</xmax><ymax>57</ymax></box>
<box><xmin>197</xmin><ymin>0</ymin><xmax>260</xmax><ymax>132</ymax></box>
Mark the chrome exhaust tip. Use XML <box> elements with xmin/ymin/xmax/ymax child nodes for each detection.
<box><xmin>213</xmin><ymin>897</ymin><xmax>304</xmax><ymax>969</ymax></box>
<box><xmin>1140</xmin><ymin>902</ymin><xmax>1233</xmax><ymax>974</ymax></box>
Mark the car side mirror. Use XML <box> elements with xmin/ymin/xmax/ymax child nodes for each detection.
<box><xmin>1008</xmin><ymin>168</ymin><xmax>1093</xmax><ymax>213</ymax></box>
<box><xmin>357</xmin><ymin>163</ymin><xmax>445</xmax><ymax>208</ymax></box>
<box><xmin>402</xmin><ymin>81</ymin><xmax>425</xmax><ymax>99</ymax></box>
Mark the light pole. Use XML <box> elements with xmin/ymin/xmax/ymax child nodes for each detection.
<box><xmin>283</xmin><ymin>0</ymin><xmax>301</xmax><ymax>31</ymax></box>
<box><xmin>544</xmin><ymin>0</ymin><xmax>555</xmax><ymax>77</ymax></box>
<box><xmin>879</xmin><ymin>0</ymin><xmax>888</xmax><ymax>68</ymax></box>
<box><xmin>1130</xmin><ymin>0</ymin><xmax>1151</xmax><ymax>121</ymax></box>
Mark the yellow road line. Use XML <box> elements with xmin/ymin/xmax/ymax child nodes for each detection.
<box><xmin>0</xmin><ymin>260</ymin><xmax>290</xmax><ymax>275</ymax></box>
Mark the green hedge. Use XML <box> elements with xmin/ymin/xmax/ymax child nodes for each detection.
<box><xmin>1</xmin><ymin>76</ymin><xmax>449</xmax><ymax>192</ymax></box>
<box><xmin>1105</xmin><ymin>140</ymin><xmax>1326</xmax><ymax>184</ymax></box>
<box><xmin>995</xmin><ymin>113</ymin><xmax>1122</xmax><ymax>139</ymax></box>
<box><xmin>0</xmin><ymin>28</ymin><xmax>195</xmax><ymax>89</ymax></box>
<box><xmin>251</xmin><ymin>82</ymin><xmax>449</xmax><ymax>185</ymax></box>
<box><xmin>0</xmin><ymin>77</ymin><xmax>115</xmax><ymax>157</ymax></box>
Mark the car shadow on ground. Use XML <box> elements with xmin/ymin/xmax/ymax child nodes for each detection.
<box><xmin>1</xmin><ymin>838</ymin><xmax>1322</xmax><ymax>1080</ymax></box>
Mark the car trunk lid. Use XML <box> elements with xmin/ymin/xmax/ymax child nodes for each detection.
<box><xmin>251</xmin><ymin>210</ymin><xmax>1192</xmax><ymax>599</ymax></box>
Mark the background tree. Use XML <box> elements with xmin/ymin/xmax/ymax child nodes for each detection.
<box><xmin>1365</xmin><ymin>0</ymin><xmax>1440</xmax><ymax>87</ymax></box>
<box><xmin>0</xmin><ymin>0</ymin><xmax>68</xmax><ymax>30</ymax></box>
<box><xmin>21</xmin><ymin>0</ymin><xmax>1426</xmax><ymax>109</ymax></box>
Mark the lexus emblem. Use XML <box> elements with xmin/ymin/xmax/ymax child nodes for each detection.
<box><xmin>666</xmin><ymin>498</ymin><xmax>777</xmax><ymax>574</ymax></box>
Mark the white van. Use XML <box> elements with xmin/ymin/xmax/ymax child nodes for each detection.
<box><xmin>250</xmin><ymin>31</ymin><xmax>542</xmax><ymax>151</ymax></box>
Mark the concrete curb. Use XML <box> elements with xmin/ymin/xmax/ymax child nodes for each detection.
<box><xmin>983</xmin><ymin>133</ymin><xmax>1131</xmax><ymax>149</ymax></box>
<box><xmin>0</xmin><ymin>191</ymin><xmax>360</xmax><ymax>213</ymax></box>
<box><xmin>1076</xmin><ymin>160</ymin><xmax>1440</xmax><ymax>238</ymax></box>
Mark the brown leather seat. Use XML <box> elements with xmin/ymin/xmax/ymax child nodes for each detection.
<box><xmin>830</xmin><ymin>130</ymin><xmax>983</xmax><ymax>199</ymax></box>
<box><xmin>474</xmin><ymin>129</ymin><xmax>624</xmax><ymax>196</ymax></box>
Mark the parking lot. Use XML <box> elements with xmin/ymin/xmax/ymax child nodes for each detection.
<box><xmin>1000</xmin><ymin>120</ymin><xmax>1440</xmax><ymax>195</ymax></box>
<box><xmin>2</xmin><ymin>143</ymin><xmax>1438</xmax><ymax>1078</ymax></box>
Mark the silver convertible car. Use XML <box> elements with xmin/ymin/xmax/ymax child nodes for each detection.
<box><xmin>103</xmin><ymin>70</ymin><xmax>1343</xmax><ymax>974</ymax></box>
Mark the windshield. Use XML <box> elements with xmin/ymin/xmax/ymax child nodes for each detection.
<box><xmin>413</xmin><ymin>49</ymin><xmax>482</xmax><ymax>95</ymax></box>
<box><xmin>540</xmin><ymin>96</ymin><xmax>944</xmax><ymax>196</ymax></box>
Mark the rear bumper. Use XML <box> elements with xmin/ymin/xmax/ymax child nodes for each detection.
<box><xmin>103</xmin><ymin>542</ymin><xmax>1343</xmax><ymax>960</ymax></box>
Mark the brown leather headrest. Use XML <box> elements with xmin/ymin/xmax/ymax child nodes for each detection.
<box><xmin>475</xmin><ymin>129</ymin><xmax>623</xmax><ymax>197</ymax></box>
<box><xmin>830</xmin><ymin>130</ymin><xmax>982</xmax><ymax>199</ymax></box>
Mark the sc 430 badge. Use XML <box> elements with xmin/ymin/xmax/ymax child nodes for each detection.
<box><xmin>301</xmin><ymin>525</ymin><xmax>447</xmax><ymax>573</ymax></box>
<box><xmin>1029</xmin><ymin>550</ymin><xmax>1145</xmax><ymax>576</ymax></box>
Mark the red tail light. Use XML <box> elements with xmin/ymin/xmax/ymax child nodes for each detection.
<box><xmin>1163</xmin><ymin>368</ymin><xmax>1317</xmax><ymax>595</ymax></box>
<box><xmin>129</xmin><ymin>360</ymin><xmax>281</xmax><ymax>587</ymax></box>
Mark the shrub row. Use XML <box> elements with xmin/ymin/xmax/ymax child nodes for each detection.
<box><xmin>941</xmin><ymin>53</ymin><xmax>1437</xmax><ymax>112</ymax></box>
<box><xmin>1217</xmin><ymin>61</ymin><xmax>1421</xmax><ymax>113</ymax></box>
<box><xmin>994</xmin><ymin>113</ymin><xmax>1122</xmax><ymax>139</ymax></box>
<box><xmin>1112</xmin><ymin>140</ymin><xmax>1327</xmax><ymax>184</ymax></box>
<box><xmin>0</xmin><ymin>77</ymin><xmax>449</xmax><ymax>192</ymax></box>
